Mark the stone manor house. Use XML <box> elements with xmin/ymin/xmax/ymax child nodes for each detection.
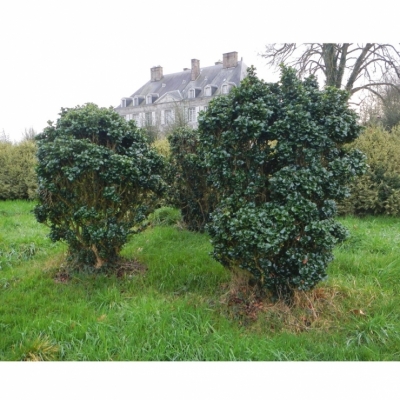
<box><xmin>115</xmin><ymin>51</ymin><xmax>248</xmax><ymax>133</ymax></box>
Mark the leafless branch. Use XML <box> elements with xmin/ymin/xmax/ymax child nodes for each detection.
<box><xmin>261</xmin><ymin>43</ymin><xmax>400</xmax><ymax>99</ymax></box>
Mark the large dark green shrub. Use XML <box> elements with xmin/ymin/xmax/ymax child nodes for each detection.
<box><xmin>34</xmin><ymin>104</ymin><xmax>165</xmax><ymax>270</ymax></box>
<box><xmin>167</xmin><ymin>127</ymin><xmax>218</xmax><ymax>231</ymax></box>
<box><xmin>0</xmin><ymin>139</ymin><xmax>37</xmax><ymax>200</ymax></box>
<box><xmin>198</xmin><ymin>66</ymin><xmax>366</xmax><ymax>299</ymax></box>
<box><xmin>339</xmin><ymin>125</ymin><xmax>400</xmax><ymax>216</ymax></box>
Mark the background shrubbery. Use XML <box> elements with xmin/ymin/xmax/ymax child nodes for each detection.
<box><xmin>146</xmin><ymin>206</ymin><xmax>182</xmax><ymax>227</ymax></box>
<box><xmin>2</xmin><ymin>116</ymin><xmax>399</xmax><ymax>223</ymax></box>
<box><xmin>0</xmin><ymin>138</ymin><xmax>37</xmax><ymax>200</ymax></box>
<box><xmin>339</xmin><ymin>125</ymin><xmax>400</xmax><ymax>216</ymax></box>
<box><xmin>165</xmin><ymin>127</ymin><xmax>218</xmax><ymax>232</ymax></box>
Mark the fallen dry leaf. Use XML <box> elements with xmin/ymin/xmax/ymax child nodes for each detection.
<box><xmin>350</xmin><ymin>309</ymin><xmax>366</xmax><ymax>316</ymax></box>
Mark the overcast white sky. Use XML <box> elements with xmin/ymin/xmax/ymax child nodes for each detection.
<box><xmin>0</xmin><ymin>0</ymin><xmax>396</xmax><ymax>142</ymax></box>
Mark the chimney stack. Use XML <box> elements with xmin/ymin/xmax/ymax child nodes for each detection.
<box><xmin>222</xmin><ymin>52</ymin><xmax>238</xmax><ymax>69</ymax></box>
<box><xmin>191</xmin><ymin>59</ymin><xmax>200</xmax><ymax>81</ymax></box>
<box><xmin>151</xmin><ymin>66</ymin><xmax>163</xmax><ymax>82</ymax></box>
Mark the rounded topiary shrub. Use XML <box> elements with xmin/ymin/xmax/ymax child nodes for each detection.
<box><xmin>34</xmin><ymin>103</ymin><xmax>165</xmax><ymax>270</ymax></box>
<box><xmin>198</xmin><ymin>66</ymin><xmax>366</xmax><ymax>299</ymax></box>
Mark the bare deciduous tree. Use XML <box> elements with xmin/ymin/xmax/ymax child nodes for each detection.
<box><xmin>262</xmin><ymin>44</ymin><xmax>400</xmax><ymax>99</ymax></box>
<box><xmin>359</xmin><ymin>73</ymin><xmax>400</xmax><ymax>129</ymax></box>
<box><xmin>0</xmin><ymin>129</ymin><xmax>10</xmax><ymax>143</ymax></box>
<box><xmin>22</xmin><ymin>127</ymin><xmax>37</xmax><ymax>142</ymax></box>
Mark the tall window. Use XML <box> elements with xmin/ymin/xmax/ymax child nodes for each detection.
<box><xmin>204</xmin><ymin>86</ymin><xmax>211</xmax><ymax>96</ymax></box>
<box><xmin>188</xmin><ymin>89</ymin><xmax>195</xmax><ymax>99</ymax></box>
<box><xmin>133</xmin><ymin>114</ymin><xmax>140</xmax><ymax>127</ymax></box>
<box><xmin>121</xmin><ymin>99</ymin><xmax>127</xmax><ymax>107</ymax></box>
<box><xmin>134</xmin><ymin>97</ymin><xmax>139</xmax><ymax>106</ymax></box>
<box><xmin>221</xmin><ymin>84</ymin><xmax>228</xmax><ymax>94</ymax></box>
<box><xmin>188</xmin><ymin>107</ymin><xmax>196</xmax><ymax>123</ymax></box>
<box><xmin>165</xmin><ymin>109</ymin><xmax>173</xmax><ymax>125</ymax></box>
<box><xmin>145</xmin><ymin>112</ymin><xmax>152</xmax><ymax>126</ymax></box>
<box><xmin>146</xmin><ymin>95</ymin><xmax>152</xmax><ymax>104</ymax></box>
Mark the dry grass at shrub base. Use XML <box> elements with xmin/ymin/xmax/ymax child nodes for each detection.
<box><xmin>220</xmin><ymin>269</ymin><xmax>348</xmax><ymax>333</ymax></box>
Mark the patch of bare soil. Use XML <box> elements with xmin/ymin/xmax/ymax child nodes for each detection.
<box><xmin>53</xmin><ymin>270</ymin><xmax>70</xmax><ymax>284</ymax></box>
<box><xmin>222</xmin><ymin>283</ymin><xmax>266</xmax><ymax>324</ymax></box>
<box><xmin>53</xmin><ymin>259</ymin><xmax>147</xmax><ymax>283</ymax></box>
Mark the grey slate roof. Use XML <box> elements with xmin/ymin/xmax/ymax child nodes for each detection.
<box><xmin>116</xmin><ymin>60</ymin><xmax>248</xmax><ymax>109</ymax></box>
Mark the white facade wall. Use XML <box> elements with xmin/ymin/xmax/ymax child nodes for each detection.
<box><xmin>119</xmin><ymin>97</ymin><xmax>212</xmax><ymax>134</ymax></box>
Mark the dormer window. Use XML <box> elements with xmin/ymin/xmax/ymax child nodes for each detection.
<box><xmin>133</xmin><ymin>96</ymin><xmax>145</xmax><ymax>106</ymax></box>
<box><xmin>204</xmin><ymin>85</ymin><xmax>217</xmax><ymax>97</ymax></box>
<box><xmin>188</xmin><ymin>88</ymin><xmax>201</xmax><ymax>99</ymax></box>
<box><xmin>120</xmin><ymin>98</ymin><xmax>134</xmax><ymax>107</ymax></box>
<box><xmin>221</xmin><ymin>82</ymin><xmax>236</xmax><ymax>95</ymax></box>
<box><xmin>145</xmin><ymin>93</ymin><xmax>159</xmax><ymax>105</ymax></box>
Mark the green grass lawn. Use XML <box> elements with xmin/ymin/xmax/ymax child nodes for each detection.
<box><xmin>1</xmin><ymin>200</ymin><xmax>400</xmax><ymax>361</ymax></box>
